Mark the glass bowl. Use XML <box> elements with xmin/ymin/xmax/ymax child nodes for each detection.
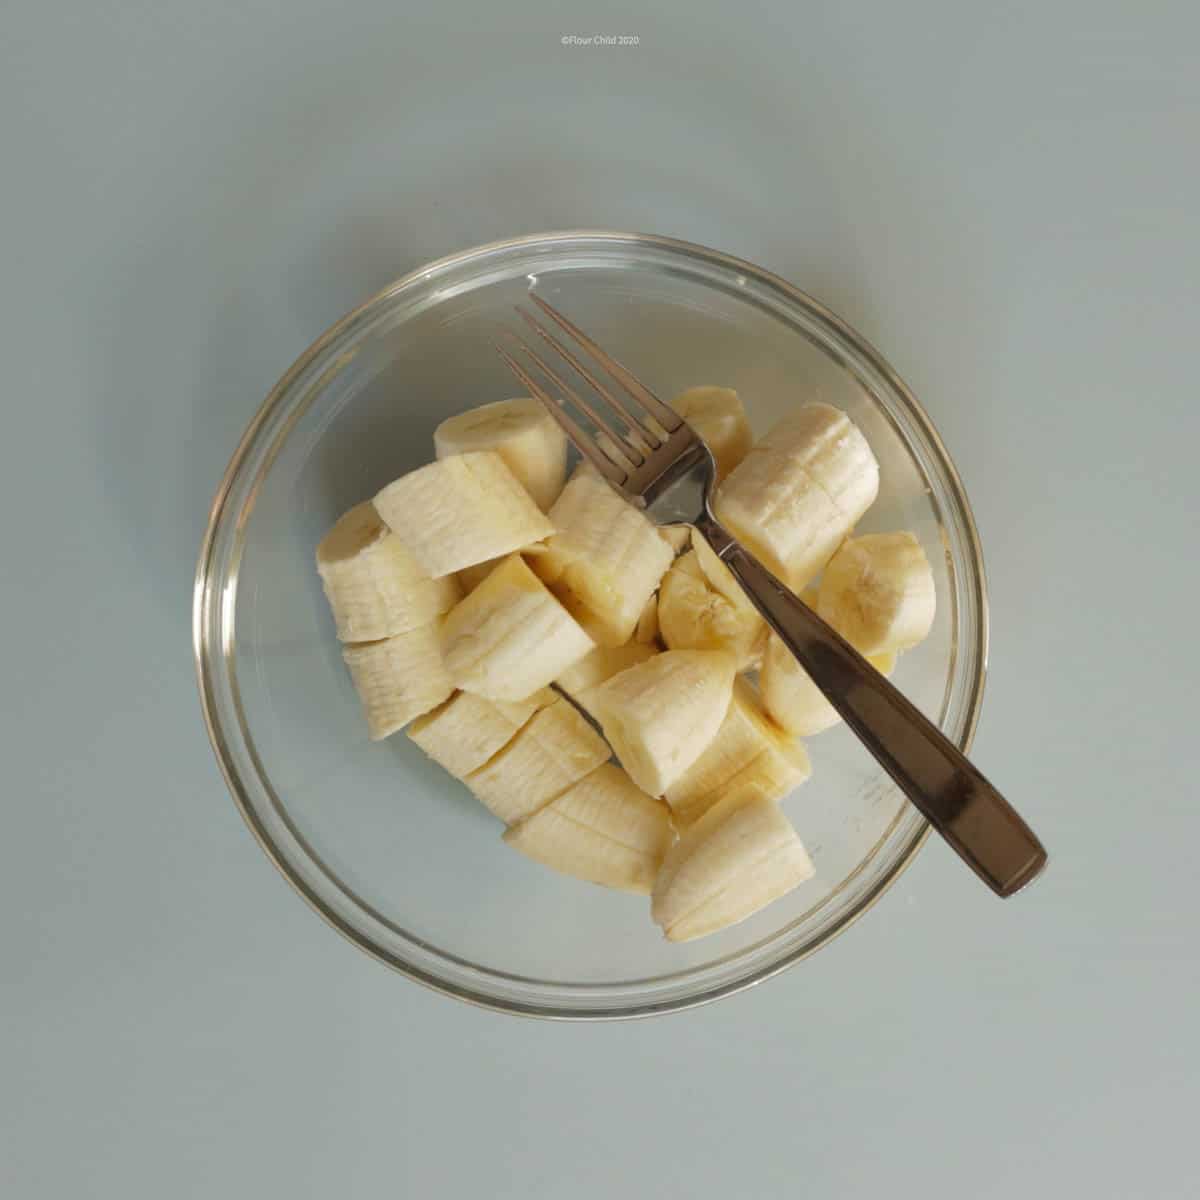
<box><xmin>194</xmin><ymin>231</ymin><xmax>987</xmax><ymax>1019</ymax></box>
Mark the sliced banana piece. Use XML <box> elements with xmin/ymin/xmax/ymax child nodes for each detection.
<box><xmin>817</xmin><ymin>531</ymin><xmax>935</xmax><ymax>656</ymax></box>
<box><xmin>341</xmin><ymin>624</ymin><xmax>454</xmax><ymax>740</ymax></box>
<box><xmin>663</xmin><ymin>678</ymin><xmax>811</xmax><ymax>825</ymax></box>
<box><xmin>670</xmin><ymin>386</ymin><xmax>752</xmax><ymax>480</ymax></box>
<box><xmin>554</xmin><ymin>642</ymin><xmax>659</xmax><ymax>709</ymax></box>
<box><xmin>659</xmin><ymin>524</ymin><xmax>692</xmax><ymax>555</ymax></box>
<box><xmin>433</xmin><ymin>397</ymin><xmax>567</xmax><ymax>511</ymax></box>
<box><xmin>374</xmin><ymin>451</ymin><xmax>554</xmax><ymax>579</ymax></box>
<box><xmin>588</xmin><ymin>649</ymin><xmax>737</xmax><ymax>796</ymax></box>
<box><xmin>658</xmin><ymin>550</ymin><xmax>766</xmax><ymax>669</ymax></box>
<box><xmin>316</xmin><ymin>501</ymin><xmax>461</xmax><ymax>642</ymax></box>
<box><xmin>456</xmin><ymin>543</ymin><xmax>548</xmax><ymax>594</ymax></box>
<box><xmin>635</xmin><ymin>593</ymin><xmax>660</xmax><ymax>645</ymax></box>
<box><xmin>714</xmin><ymin>403</ymin><xmax>879</xmax><ymax>591</ymax></box>
<box><xmin>503</xmin><ymin>763</ymin><xmax>672</xmax><ymax>893</ymax></box>
<box><xmin>761</xmin><ymin>631</ymin><xmax>897</xmax><ymax>737</ymax></box>
<box><xmin>407</xmin><ymin>688</ymin><xmax>555</xmax><ymax>777</ymax></box>
<box><xmin>440</xmin><ymin>554</ymin><xmax>594</xmax><ymax>702</ymax></box>
<box><xmin>466</xmin><ymin>699</ymin><xmax>610</xmax><ymax>825</ymax></box>
<box><xmin>533</xmin><ymin>466</ymin><xmax>674</xmax><ymax>646</ymax></box>
<box><xmin>651</xmin><ymin>791</ymin><xmax>815</xmax><ymax>942</ymax></box>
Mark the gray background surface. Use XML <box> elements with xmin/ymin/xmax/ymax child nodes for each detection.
<box><xmin>3</xmin><ymin>3</ymin><xmax>1197</xmax><ymax>1196</ymax></box>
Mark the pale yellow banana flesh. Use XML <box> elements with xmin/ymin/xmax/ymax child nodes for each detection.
<box><xmin>658</xmin><ymin>550</ymin><xmax>766</xmax><ymax>669</ymax></box>
<box><xmin>440</xmin><ymin>554</ymin><xmax>595</xmax><ymax>702</ymax></box>
<box><xmin>456</xmin><ymin>543</ymin><xmax>549</xmax><ymax>594</ymax></box>
<box><xmin>316</xmin><ymin>501</ymin><xmax>462</xmax><ymax>642</ymax></box>
<box><xmin>433</xmin><ymin>397</ymin><xmax>567</xmax><ymax>512</ymax></box>
<box><xmin>635</xmin><ymin>593</ymin><xmax>660</xmax><ymax>645</ymax></box>
<box><xmin>651</xmin><ymin>791</ymin><xmax>815</xmax><ymax>942</ymax></box>
<box><xmin>533</xmin><ymin>466</ymin><xmax>674</xmax><ymax>646</ymax></box>
<box><xmin>817</xmin><ymin>531</ymin><xmax>936</xmax><ymax>656</ymax></box>
<box><xmin>503</xmin><ymin>763</ymin><xmax>671</xmax><ymax>893</ymax></box>
<box><xmin>341</xmin><ymin>624</ymin><xmax>454</xmax><ymax>740</ymax></box>
<box><xmin>670</xmin><ymin>386</ymin><xmax>752</xmax><ymax>480</ymax></box>
<box><xmin>664</xmin><ymin>678</ymin><xmax>811</xmax><ymax>825</ymax></box>
<box><xmin>659</xmin><ymin>524</ymin><xmax>692</xmax><ymax>554</ymax></box>
<box><xmin>465</xmin><ymin>699</ymin><xmax>610</xmax><ymax>825</ymax></box>
<box><xmin>407</xmin><ymin>687</ymin><xmax>555</xmax><ymax>777</ymax></box>
<box><xmin>714</xmin><ymin>403</ymin><xmax>879</xmax><ymax>591</ymax></box>
<box><xmin>554</xmin><ymin>642</ymin><xmax>659</xmax><ymax>714</ymax></box>
<box><xmin>761</xmin><ymin>632</ymin><xmax>897</xmax><ymax>737</ymax></box>
<box><xmin>374</xmin><ymin>451</ymin><xmax>554</xmax><ymax>579</ymax></box>
<box><xmin>588</xmin><ymin>649</ymin><xmax>737</xmax><ymax>796</ymax></box>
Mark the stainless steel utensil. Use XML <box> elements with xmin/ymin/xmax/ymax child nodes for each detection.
<box><xmin>499</xmin><ymin>293</ymin><xmax>1046</xmax><ymax>897</ymax></box>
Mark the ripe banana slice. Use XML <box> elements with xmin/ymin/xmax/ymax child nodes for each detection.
<box><xmin>456</xmin><ymin>543</ymin><xmax>549</xmax><ymax>594</ymax></box>
<box><xmin>341</xmin><ymin>624</ymin><xmax>454</xmax><ymax>740</ymax></box>
<box><xmin>554</xmin><ymin>642</ymin><xmax>659</xmax><ymax>710</ymax></box>
<box><xmin>316</xmin><ymin>501</ymin><xmax>462</xmax><ymax>642</ymax></box>
<box><xmin>533</xmin><ymin>466</ymin><xmax>674</xmax><ymax>646</ymax></box>
<box><xmin>503</xmin><ymin>763</ymin><xmax>672</xmax><ymax>893</ymax></box>
<box><xmin>761</xmin><ymin>631</ymin><xmax>897</xmax><ymax>737</ymax></box>
<box><xmin>407</xmin><ymin>687</ymin><xmax>556</xmax><ymax>777</ymax></box>
<box><xmin>817</xmin><ymin>531</ymin><xmax>935</xmax><ymax>655</ymax></box>
<box><xmin>588</xmin><ymin>649</ymin><xmax>737</xmax><ymax>796</ymax></box>
<box><xmin>671</xmin><ymin>386</ymin><xmax>752</xmax><ymax>480</ymax></box>
<box><xmin>374</xmin><ymin>451</ymin><xmax>555</xmax><ymax>579</ymax></box>
<box><xmin>658</xmin><ymin>549</ymin><xmax>766</xmax><ymax>669</ymax></box>
<box><xmin>440</xmin><ymin>554</ymin><xmax>594</xmax><ymax>702</ymax></box>
<box><xmin>664</xmin><ymin>678</ymin><xmax>811</xmax><ymax>825</ymax></box>
<box><xmin>714</xmin><ymin>403</ymin><xmax>879</xmax><ymax>592</ymax></box>
<box><xmin>466</xmin><ymin>699</ymin><xmax>610</xmax><ymax>825</ymax></box>
<box><xmin>635</xmin><ymin>593</ymin><xmax>660</xmax><ymax>645</ymax></box>
<box><xmin>433</xmin><ymin>397</ymin><xmax>567</xmax><ymax>511</ymax></box>
<box><xmin>659</xmin><ymin>524</ymin><xmax>692</xmax><ymax>555</ymax></box>
<box><xmin>651</xmin><ymin>791</ymin><xmax>815</xmax><ymax>941</ymax></box>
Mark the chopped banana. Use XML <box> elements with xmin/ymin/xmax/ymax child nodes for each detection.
<box><xmin>316</xmin><ymin>501</ymin><xmax>461</xmax><ymax>642</ymax></box>
<box><xmin>374</xmin><ymin>451</ymin><xmax>554</xmax><ymax>578</ymax></box>
<box><xmin>658</xmin><ymin>550</ymin><xmax>766</xmax><ymax>669</ymax></box>
<box><xmin>588</xmin><ymin>649</ymin><xmax>737</xmax><ymax>796</ymax></box>
<box><xmin>407</xmin><ymin>688</ymin><xmax>555</xmax><ymax>777</ymax></box>
<box><xmin>503</xmin><ymin>763</ymin><xmax>671</xmax><ymax>893</ymax></box>
<box><xmin>533</xmin><ymin>465</ymin><xmax>674</xmax><ymax>646</ymax></box>
<box><xmin>466</xmin><ymin>699</ymin><xmax>610</xmax><ymax>825</ymax></box>
<box><xmin>714</xmin><ymin>403</ymin><xmax>879</xmax><ymax>591</ymax></box>
<box><xmin>651</xmin><ymin>791</ymin><xmax>815</xmax><ymax>942</ymax></box>
<box><xmin>434</xmin><ymin>397</ymin><xmax>567</xmax><ymax>511</ymax></box>
<box><xmin>670</xmin><ymin>386</ymin><xmax>752</xmax><ymax>480</ymax></box>
<box><xmin>341</xmin><ymin>624</ymin><xmax>454</xmax><ymax>740</ymax></box>
<box><xmin>664</xmin><ymin>679</ymin><xmax>811</xmax><ymax>826</ymax></box>
<box><xmin>441</xmin><ymin>554</ymin><xmax>595</xmax><ymax>701</ymax></box>
<box><xmin>817</xmin><ymin>531</ymin><xmax>936</xmax><ymax>655</ymax></box>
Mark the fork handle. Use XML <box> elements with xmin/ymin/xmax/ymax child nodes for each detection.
<box><xmin>696</xmin><ymin>516</ymin><xmax>1046</xmax><ymax>897</ymax></box>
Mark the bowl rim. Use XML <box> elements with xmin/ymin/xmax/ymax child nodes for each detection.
<box><xmin>193</xmin><ymin>229</ymin><xmax>988</xmax><ymax>1019</ymax></box>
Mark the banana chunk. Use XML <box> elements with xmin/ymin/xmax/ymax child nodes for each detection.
<box><xmin>670</xmin><ymin>386</ymin><xmax>752</xmax><ymax>480</ymax></box>
<box><xmin>635</xmin><ymin>593</ymin><xmax>660</xmax><ymax>645</ymax></box>
<box><xmin>659</xmin><ymin>524</ymin><xmax>692</xmax><ymax>555</ymax></box>
<box><xmin>817</xmin><ymin>531</ymin><xmax>935</xmax><ymax>655</ymax></box>
<box><xmin>588</xmin><ymin>649</ymin><xmax>737</xmax><ymax>796</ymax></box>
<box><xmin>407</xmin><ymin>688</ymin><xmax>556</xmax><ymax>777</ymax></box>
<box><xmin>714</xmin><ymin>403</ymin><xmax>879</xmax><ymax>592</ymax></box>
<box><xmin>658</xmin><ymin>548</ymin><xmax>765</xmax><ymax>669</ymax></box>
<box><xmin>341</xmin><ymin>624</ymin><xmax>454</xmax><ymax>740</ymax></box>
<box><xmin>316</xmin><ymin>501</ymin><xmax>461</xmax><ymax>642</ymax></box>
<box><xmin>503</xmin><ymin>763</ymin><xmax>672</xmax><ymax>893</ymax></box>
<box><xmin>533</xmin><ymin>466</ymin><xmax>674</xmax><ymax>646</ymax></box>
<box><xmin>374</xmin><ymin>451</ymin><xmax>554</xmax><ymax>579</ymax></box>
<box><xmin>664</xmin><ymin>679</ymin><xmax>811</xmax><ymax>826</ymax></box>
<box><xmin>554</xmin><ymin>642</ymin><xmax>659</xmax><ymax>713</ymax></box>
<box><xmin>762</xmin><ymin>629</ymin><xmax>897</xmax><ymax>737</ymax></box>
<box><xmin>434</xmin><ymin>397</ymin><xmax>567</xmax><ymax>511</ymax></box>
<box><xmin>651</xmin><ymin>791</ymin><xmax>815</xmax><ymax>942</ymax></box>
<box><xmin>466</xmin><ymin>699</ymin><xmax>610</xmax><ymax>825</ymax></box>
<box><xmin>440</xmin><ymin>554</ymin><xmax>595</xmax><ymax>702</ymax></box>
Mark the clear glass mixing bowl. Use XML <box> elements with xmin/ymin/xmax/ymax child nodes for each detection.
<box><xmin>193</xmin><ymin>231</ymin><xmax>987</xmax><ymax>1018</ymax></box>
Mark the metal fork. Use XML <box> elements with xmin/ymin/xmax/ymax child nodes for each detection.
<box><xmin>499</xmin><ymin>294</ymin><xmax>1046</xmax><ymax>898</ymax></box>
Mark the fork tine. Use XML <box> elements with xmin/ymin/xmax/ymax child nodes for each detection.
<box><xmin>494</xmin><ymin>345</ymin><xmax>629</xmax><ymax>486</ymax></box>
<box><xmin>516</xmin><ymin>306</ymin><xmax>656</xmax><ymax>457</ymax></box>
<box><xmin>505</xmin><ymin>327</ymin><xmax>647</xmax><ymax>468</ymax></box>
<box><xmin>527</xmin><ymin>294</ymin><xmax>684</xmax><ymax>434</ymax></box>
